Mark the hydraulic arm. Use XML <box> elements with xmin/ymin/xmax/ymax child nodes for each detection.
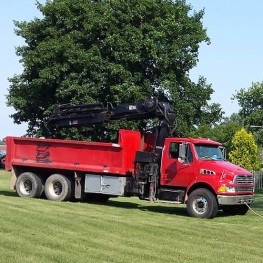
<box><xmin>47</xmin><ymin>97</ymin><xmax>176</xmax><ymax>131</ymax></box>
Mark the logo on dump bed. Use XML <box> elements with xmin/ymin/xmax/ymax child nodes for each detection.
<box><xmin>36</xmin><ymin>144</ymin><xmax>51</xmax><ymax>163</ymax></box>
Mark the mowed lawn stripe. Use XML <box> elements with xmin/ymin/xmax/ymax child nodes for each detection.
<box><xmin>0</xmin><ymin>171</ymin><xmax>263</xmax><ymax>263</ymax></box>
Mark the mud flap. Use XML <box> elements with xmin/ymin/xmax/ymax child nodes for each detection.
<box><xmin>10</xmin><ymin>169</ymin><xmax>17</xmax><ymax>190</ymax></box>
<box><xmin>74</xmin><ymin>172</ymin><xmax>83</xmax><ymax>199</ymax></box>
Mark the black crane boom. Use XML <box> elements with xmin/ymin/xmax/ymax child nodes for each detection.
<box><xmin>47</xmin><ymin>97</ymin><xmax>176</xmax><ymax>130</ymax></box>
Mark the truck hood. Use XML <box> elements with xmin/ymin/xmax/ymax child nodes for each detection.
<box><xmin>201</xmin><ymin>160</ymin><xmax>252</xmax><ymax>176</ymax></box>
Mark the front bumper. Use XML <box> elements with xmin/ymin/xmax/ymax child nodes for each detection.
<box><xmin>217</xmin><ymin>195</ymin><xmax>254</xmax><ymax>205</ymax></box>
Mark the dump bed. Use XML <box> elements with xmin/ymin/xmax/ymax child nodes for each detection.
<box><xmin>5</xmin><ymin>129</ymin><xmax>142</xmax><ymax>176</ymax></box>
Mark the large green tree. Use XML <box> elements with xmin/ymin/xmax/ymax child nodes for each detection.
<box><xmin>7</xmin><ymin>0</ymin><xmax>223</xmax><ymax>140</ymax></box>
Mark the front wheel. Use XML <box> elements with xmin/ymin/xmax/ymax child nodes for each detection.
<box><xmin>45</xmin><ymin>174</ymin><xmax>72</xmax><ymax>201</ymax></box>
<box><xmin>187</xmin><ymin>188</ymin><xmax>218</xmax><ymax>219</ymax></box>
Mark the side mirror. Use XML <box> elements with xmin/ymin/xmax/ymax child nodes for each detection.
<box><xmin>219</xmin><ymin>146</ymin><xmax>226</xmax><ymax>160</ymax></box>
<box><xmin>179</xmin><ymin>143</ymin><xmax>188</xmax><ymax>163</ymax></box>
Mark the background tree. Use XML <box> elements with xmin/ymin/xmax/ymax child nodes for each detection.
<box><xmin>189</xmin><ymin>120</ymin><xmax>242</xmax><ymax>159</ymax></box>
<box><xmin>222</xmin><ymin>112</ymin><xmax>244</xmax><ymax>126</ymax></box>
<box><xmin>7</xmin><ymin>0</ymin><xmax>223</xmax><ymax>140</ymax></box>
<box><xmin>228</xmin><ymin>128</ymin><xmax>260</xmax><ymax>171</ymax></box>
<box><xmin>233</xmin><ymin>81</ymin><xmax>263</xmax><ymax>146</ymax></box>
<box><xmin>213</xmin><ymin>121</ymin><xmax>242</xmax><ymax>158</ymax></box>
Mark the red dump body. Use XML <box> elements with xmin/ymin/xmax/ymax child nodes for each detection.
<box><xmin>5</xmin><ymin>129</ymin><xmax>146</xmax><ymax>176</ymax></box>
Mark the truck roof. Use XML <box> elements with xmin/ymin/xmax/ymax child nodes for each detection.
<box><xmin>166</xmin><ymin>137</ymin><xmax>222</xmax><ymax>146</ymax></box>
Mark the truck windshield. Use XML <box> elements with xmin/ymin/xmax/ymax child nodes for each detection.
<box><xmin>194</xmin><ymin>144</ymin><xmax>224</xmax><ymax>160</ymax></box>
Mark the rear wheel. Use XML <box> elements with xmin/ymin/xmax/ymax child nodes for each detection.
<box><xmin>45</xmin><ymin>174</ymin><xmax>72</xmax><ymax>201</ymax></box>
<box><xmin>187</xmin><ymin>188</ymin><xmax>218</xmax><ymax>219</ymax></box>
<box><xmin>16</xmin><ymin>172</ymin><xmax>44</xmax><ymax>198</ymax></box>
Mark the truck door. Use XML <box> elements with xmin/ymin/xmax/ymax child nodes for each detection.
<box><xmin>160</xmin><ymin>142</ymin><xmax>195</xmax><ymax>187</ymax></box>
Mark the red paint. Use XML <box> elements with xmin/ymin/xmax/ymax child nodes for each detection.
<box><xmin>5</xmin><ymin>130</ymin><xmax>141</xmax><ymax>176</ymax></box>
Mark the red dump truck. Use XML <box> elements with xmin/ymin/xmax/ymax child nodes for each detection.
<box><xmin>4</xmin><ymin>97</ymin><xmax>254</xmax><ymax>218</ymax></box>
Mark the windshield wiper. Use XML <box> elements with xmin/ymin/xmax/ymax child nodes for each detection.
<box><xmin>200</xmin><ymin>155</ymin><xmax>224</xmax><ymax>160</ymax></box>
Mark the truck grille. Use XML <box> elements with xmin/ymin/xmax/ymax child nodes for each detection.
<box><xmin>234</xmin><ymin>175</ymin><xmax>254</xmax><ymax>184</ymax></box>
<box><xmin>235</xmin><ymin>187</ymin><xmax>254</xmax><ymax>192</ymax></box>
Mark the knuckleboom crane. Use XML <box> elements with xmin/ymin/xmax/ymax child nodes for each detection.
<box><xmin>47</xmin><ymin>97</ymin><xmax>176</xmax><ymax>150</ymax></box>
<box><xmin>47</xmin><ymin>97</ymin><xmax>176</xmax><ymax>201</ymax></box>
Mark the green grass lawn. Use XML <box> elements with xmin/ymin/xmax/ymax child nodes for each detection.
<box><xmin>0</xmin><ymin>169</ymin><xmax>263</xmax><ymax>263</ymax></box>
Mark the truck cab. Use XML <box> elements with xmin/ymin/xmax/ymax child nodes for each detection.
<box><xmin>158</xmin><ymin>137</ymin><xmax>254</xmax><ymax>218</ymax></box>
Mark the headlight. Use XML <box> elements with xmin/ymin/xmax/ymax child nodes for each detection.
<box><xmin>218</xmin><ymin>186</ymin><xmax>235</xmax><ymax>193</ymax></box>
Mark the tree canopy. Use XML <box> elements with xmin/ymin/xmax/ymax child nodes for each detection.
<box><xmin>234</xmin><ymin>82</ymin><xmax>263</xmax><ymax>127</ymax></box>
<box><xmin>189</xmin><ymin>121</ymin><xmax>242</xmax><ymax>159</ymax></box>
<box><xmin>233</xmin><ymin>81</ymin><xmax>263</xmax><ymax>146</ymax></box>
<box><xmin>7</xmin><ymin>0</ymin><xmax>223</xmax><ymax>140</ymax></box>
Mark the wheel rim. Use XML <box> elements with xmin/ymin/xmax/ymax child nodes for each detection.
<box><xmin>192</xmin><ymin>196</ymin><xmax>208</xmax><ymax>215</ymax></box>
<box><xmin>20</xmin><ymin>179</ymin><xmax>33</xmax><ymax>195</ymax></box>
<box><xmin>48</xmin><ymin>181</ymin><xmax>62</xmax><ymax>197</ymax></box>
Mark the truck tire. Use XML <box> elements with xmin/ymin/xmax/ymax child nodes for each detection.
<box><xmin>222</xmin><ymin>204</ymin><xmax>249</xmax><ymax>215</ymax></box>
<box><xmin>16</xmin><ymin>172</ymin><xmax>44</xmax><ymax>198</ymax></box>
<box><xmin>45</xmin><ymin>174</ymin><xmax>72</xmax><ymax>201</ymax></box>
<box><xmin>187</xmin><ymin>188</ymin><xmax>218</xmax><ymax>219</ymax></box>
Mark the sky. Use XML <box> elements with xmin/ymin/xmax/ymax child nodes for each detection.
<box><xmin>1</xmin><ymin>1</ymin><xmax>263</xmax><ymax>139</ymax></box>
